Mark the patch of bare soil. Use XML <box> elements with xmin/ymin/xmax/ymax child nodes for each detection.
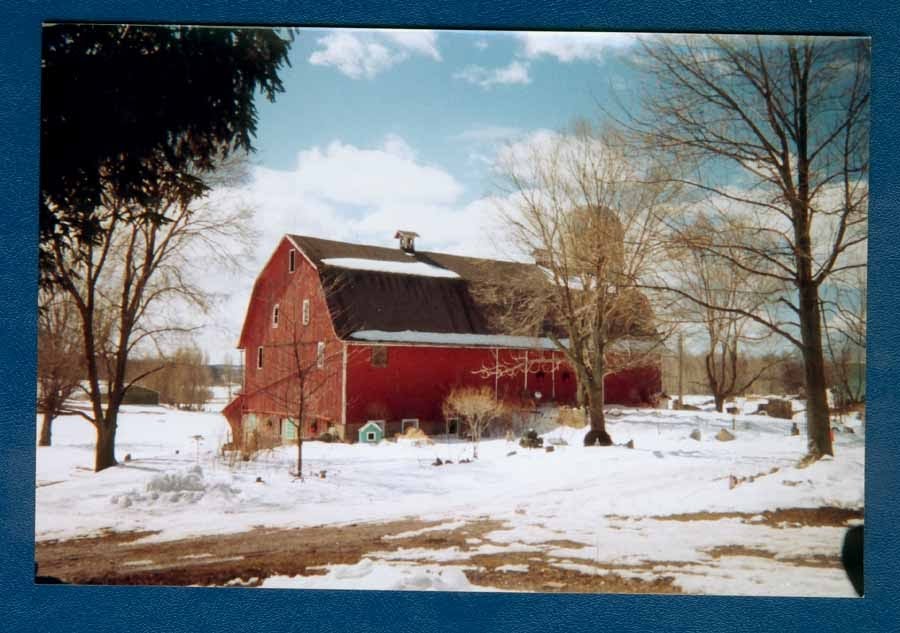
<box><xmin>706</xmin><ymin>545</ymin><xmax>842</xmax><ymax>569</ymax></box>
<box><xmin>35</xmin><ymin>518</ymin><xmax>679</xmax><ymax>593</ymax></box>
<box><xmin>463</xmin><ymin>550</ymin><xmax>685</xmax><ymax>593</ymax></box>
<box><xmin>649</xmin><ymin>506</ymin><xmax>862</xmax><ymax>528</ymax></box>
<box><xmin>382</xmin><ymin>519</ymin><xmax>505</xmax><ymax>552</ymax></box>
<box><xmin>36</xmin><ymin>518</ymin><xmax>459</xmax><ymax>586</ymax></box>
<box><xmin>466</xmin><ymin>562</ymin><xmax>681</xmax><ymax>594</ymax></box>
<box><xmin>36</xmin><ymin>506</ymin><xmax>857</xmax><ymax>591</ymax></box>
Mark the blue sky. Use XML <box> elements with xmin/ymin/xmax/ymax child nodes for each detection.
<box><xmin>250</xmin><ymin>28</ymin><xmax>640</xmax><ymax>216</ymax></box>
<box><xmin>199</xmin><ymin>28</ymin><xmax>645</xmax><ymax>360</ymax></box>
<box><xmin>197</xmin><ymin>29</ymin><xmax>866</xmax><ymax>363</ymax></box>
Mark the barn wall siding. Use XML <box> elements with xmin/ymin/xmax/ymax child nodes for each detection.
<box><xmin>604</xmin><ymin>362</ymin><xmax>662</xmax><ymax>405</ymax></box>
<box><xmin>345</xmin><ymin>344</ymin><xmax>661</xmax><ymax>438</ymax></box>
<box><xmin>239</xmin><ymin>238</ymin><xmax>343</xmax><ymax>440</ymax></box>
<box><xmin>344</xmin><ymin>345</ymin><xmax>577</xmax><ymax>433</ymax></box>
<box><xmin>231</xmin><ymin>236</ymin><xmax>663</xmax><ymax>444</ymax></box>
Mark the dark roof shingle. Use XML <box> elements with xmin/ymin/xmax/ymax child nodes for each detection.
<box><xmin>288</xmin><ymin>234</ymin><xmax>536</xmax><ymax>338</ymax></box>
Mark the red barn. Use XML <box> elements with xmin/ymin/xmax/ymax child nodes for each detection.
<box><xmin>223</xmin><ymin>233</ymin><xmax>661</xmax><ymax>444</ymax></box>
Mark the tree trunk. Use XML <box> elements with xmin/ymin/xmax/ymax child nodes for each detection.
<box><xmin>713</xmin><ymin>394</ymin><xmax>725</xmax><ymax>413</ymax></box>
<box><xmin>799</xmin><ymin>283</ymin><xmax>834</xmax><ymax>457</ymax></box>
<box><xmin>296</xmin><ymin>436</ymin><xmax>303</xmax><ymax>478</ymax></box>
<box><xmin>39</xmin><ymin>411</ymin><xmax>53</xmax><ymax>447</ymax></box>
<box><xmin>94</xmin><ymin>420</ymin><xmax>118</xmax><ymax>472</ymax></box>
<box><xmin>583</xmin><ymin>381</ymin><xmax>613</xmax><ymax>446</ymax></box>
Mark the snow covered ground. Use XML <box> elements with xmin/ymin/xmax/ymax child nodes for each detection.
<box><xmin>35</xmin><ymin>397</ymin><xmax>864</xmax><ymax>596</ymax></box>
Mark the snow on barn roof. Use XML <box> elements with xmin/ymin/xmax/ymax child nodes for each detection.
<box><xmin>239</xmin><ymin>234</ymin><xmax>656</xmax><ymax>349</ymax></box>
<box><xmin>349</xmin><ymin>330</ymin><xmax>563</xmax><ymax>350</ymax></box>
<box><xmin>321</xmin><ymin>257</ymin><xmax>461</xmax><ymax>279</ymax></box>
<box><xmin>287</xmin><ymin>234</ymin><xmax>542</xmax><ymax>341</ymax></box>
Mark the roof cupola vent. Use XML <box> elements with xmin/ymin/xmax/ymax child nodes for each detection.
<box><xmin>394</xmin><ymin>230</ymin><xmax>420</xmax><ymax>254</ymax></box>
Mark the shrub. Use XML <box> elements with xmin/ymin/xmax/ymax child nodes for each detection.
<box><xmin>556</xmin><ymin>406</ymin><xmax>586</xmax><ymax>428</ymax></box>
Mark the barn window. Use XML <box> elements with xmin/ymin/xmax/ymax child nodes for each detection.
<box><xmin>401</xmin><ymin>418</ymin><xmax>419</xmax><ymax>433</ymax></box>
<box><xmin>367</xmin><ymin>431</ymin><xmax>376</xmax><ymax>441</ymax></box>
<box><xmin>289</xmin><ymin>249</ymin><xmax>296</xmax><ymax>273</ymax></box>
<box><xmin>257</xmin><ymin>346</ymin><xmax>263</xmax><ymax>369</ymax></box>
<box><xmin>371</xmin><ymin>346</ymin><xmax>388</xmax><ymax>368</ymax></box>
<box><xmin>302</xmin><ymin>299</ymin><xmax>310</xmax><ymax>325</ymax></box>
<box><xmin>272</xmin><ymin>304</ymin><xmax>280</xmax><ymax>327</ymax></box>
<box><xmin>317</xmin><ymin>341</ymin><xmax>325</xmax><ymax>368</ymax></box>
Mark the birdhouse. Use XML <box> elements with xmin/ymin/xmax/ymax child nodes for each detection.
<box><xmin>358</xmin><ymin>420</ymin><xmax>385</xmax><ymax>444</ymax></box>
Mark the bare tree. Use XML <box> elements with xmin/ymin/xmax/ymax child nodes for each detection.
<box><xmin>256</xmin><ymin>299</ymin><xmax>348</xmax><ymax>478</ymax></box>
<box><xmin>36</xmin><ymin>293</ymin><xmax>83</xmax><ymax>446</ymax></box>
<box><xmin>668</xmin><ymin>217</ymin><xmax>781</xmax><ymax>411</ymax></box>
<box><xmin>442</xmin><ymin>386</ymin><xmax>508</xmax><ymax>459</ymax></box>
<box><xmin>483</xmin><ymin>122</ymin><xmax>677</xmax><ymax>446</ymax></box>
<box><xmin>823</xmin><ymin>267</ymin><xmax>866</xmax><ymax>408</ymax></box>
<box><xmin>134</xmin><ymin>346</ymin><xmax>214</xmax><ymax>410</ymax></box>
<box><xmin>44</xmin><ymin>156</ymin><xmax>256</xmax><ymax>471</ymax></box>
<box><xmin>629</xmin><ymin>35</ymin><xmax>869</xmax><ymax>457</ymax></box>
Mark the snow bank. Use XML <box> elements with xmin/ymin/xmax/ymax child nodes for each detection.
<box><xmin>322</xmin><ymin>258</ymin><xmax>461</xmax><ymax>278</ymax></box>
<box><xmin>111</xmin><ymin>466</ymin><xmax>239</xmax><ymax>508</ymax></box>
<box><xmin>260</xmin><ymin>559</ymin><xmax>495</xmax><ymax>592</ymax></box>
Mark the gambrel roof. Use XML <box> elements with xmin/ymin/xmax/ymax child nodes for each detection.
<box><xmin>287</xmin><ymin>234</ymin><xmax>543</xmax><ymax>341</ymax></box>
<box><xmin>238</xmin><ymin>234</ymin><xmax>657</xmax><ymax>349</ymax></box>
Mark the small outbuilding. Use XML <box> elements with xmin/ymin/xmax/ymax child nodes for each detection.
<box><xmin>358</xmin><ymin>420</ymin><xmax>385</xmax><ymax>444</ymax></box>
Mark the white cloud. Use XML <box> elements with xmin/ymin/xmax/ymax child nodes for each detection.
<box><xmin>309</xmin><ymin>29</ymin><xmax>441</xmax><ymax>79</ymax></box>
<box><xmin>517</xmin><ymin>31</ymin><xmax>637</xmax><ymax>62</ymax></box>
<box><xmin>493</xmin><ymin>128</ymin><xmax>560</xmax><ymax>169</ymax></box>
<box><xmin>452</xmin><ymin>125</ymin><xmax>526</xmax><ymax>168</ymax></box>
<box><xmin>383</xmin><ymin>30</ymin><xmax>441</xmax><ymax>61</ymax></box>
<box><xmin>196</xmin><ymin>134</ymin><xmax>572</xmax><ymax>360</ymax></box>
<box><xmin>381</xmin><ymin>133</ymin><xmax>417</xmax><ymax>161</ymax></box>
<box><xmin>454</xmin><ymin>60</ymin><xmax>531</xmax><ymax>89</ymax></box>
<box><xmin>217</xmin><ymin>134</ymin><xmax>502</xmax><ymax>278</ymax></box>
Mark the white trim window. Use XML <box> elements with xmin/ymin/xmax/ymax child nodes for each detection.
<box><xmin>302</xmin><ymin>299</ymin><xmax>310</xmax><ymax>325</ymax></box>
<box><xmin>257</xmin><ymin>346</ymin><xmax>264</xmax><ymax>369</ymax></box>
<box><xmin>316</xmin><ymin>341</ymin><xmax>325</xmax><ymax>368</ymax></box>
<box><xmin>272</xmin><ymin>304</ymin><xmax>279</xmax><ymax>328</ymax></box>
<box><xmin>401</xmin><ymin>418</ymin><xmax>420</xmax><ymax>433</ymax></box>
<box><xmin>289</xmin><ymin>249</ymin><xmax>296</xmax><ymax>273</ymax></box>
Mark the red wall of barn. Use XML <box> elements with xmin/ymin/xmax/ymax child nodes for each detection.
<box><xmin>239</xmin><ymin>238</ymin><xmax>343</xmax><ymax>436</ymax></box>
<box><xmin>605</xmin><ymin>362</ymin><xmax>662</xmax><ymax>405</ymax></box>
<box><xmin>345</xmin><ymin>344</ymin><xmax>661</xmax><ymax>436</ymax></box>
<box><xmin>345</xmin><ymin>345</ymin><xmax>575</xmax><ymax>436</ymax></box>
<box><xmin>233</xmin><ymin>237</ymin><xmax>662</xmax><ymax>441</ymax></box>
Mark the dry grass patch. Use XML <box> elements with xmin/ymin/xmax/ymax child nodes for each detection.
<box><xmin>35</xmin><ymin>518</ymin><xmax>450</xmax><ymax>586</ymax></box>
<box><xmin>465</xmin><ymin>554</ymin><xmax>681</xmax><ymax>594</ymax></box>
<box><xmin>707</xmin><ymin>545</ymin><xmax>842</xmax><ymax>569</ymax></box>
<box><xmin>651</xmin><ymin>506</ymin><xmax>862</xmax><ymax>528</ymax></box>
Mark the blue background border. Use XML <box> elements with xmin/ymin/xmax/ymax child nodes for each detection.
<box><xmin>2</xmin><ymin>2</ymin><xmax>897</xmax><ymax>631</ymax></box>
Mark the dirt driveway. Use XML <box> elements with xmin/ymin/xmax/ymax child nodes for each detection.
<box><xmin>35</xmin><ymin>507</ymin><xmax>860</xmax><ymax>593</ymax></box>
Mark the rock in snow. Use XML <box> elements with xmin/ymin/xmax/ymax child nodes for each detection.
<box><xmin>716</xmin><ymin>428</ymin><xmax>736</xmax><ymax>442</ymax></box>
